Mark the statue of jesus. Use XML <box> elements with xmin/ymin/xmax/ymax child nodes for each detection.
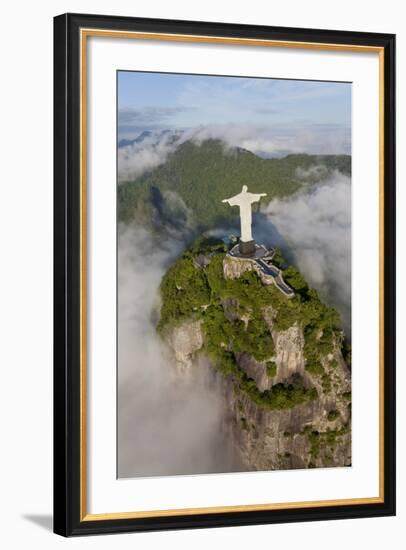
<box><xmin>222</xmin><ymin>185</ymin><xmax>267</xmax><ymax>243</ymax></box>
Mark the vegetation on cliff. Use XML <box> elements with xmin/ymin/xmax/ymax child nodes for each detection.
<box><xmin>158</xmin><ymin>236</ymin><xmax>346</xmax><ymax>411</ymax></box>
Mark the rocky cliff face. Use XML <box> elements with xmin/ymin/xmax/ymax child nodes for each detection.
<box><xmin>223</xmin><ymin>254</ymin><xmax>272</xmax><ymax>287</ymax></box>
<box><xmin>165</xmin><ymin>317</ymin><xmax>351</xmax><ymax>471</ymax></box>
<box><xmin>160</xmin><ymin>246</ymin><xmax>351</xmax><ymax>470</ymax></box>
<box><xmin>167</xmin><ymin>319</ymin><xmax>204</xmax><ymax>373</ymax></box>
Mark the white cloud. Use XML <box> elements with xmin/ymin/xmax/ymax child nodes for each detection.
<box><xmin>263</xmin><ymin>172</ymin><xmax>351</xmax><ymax>333</ymax></box>
<box><xmin>295</xmin><ymin>165</ymin><xmax>329</xmax><ymax>180</ymax></box>
<box><xmin>188</xmin><ymin>123</ymin><xmax>350</xmax><ymax>157</ymax></box>
<box><xmin>117</xmin><ymin>225</ymin><xmax>241</xmax><ymax>477</ymax></box>
<box><xmin>117</xmin><ymin>132</ymin><xmax>179</xmax><ymax>182</ymax></box>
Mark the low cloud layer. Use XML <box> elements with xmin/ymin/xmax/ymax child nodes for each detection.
<box><xmin>117</xmin><ymin>132</ymin><xmax>180</xmax><ymax>182</ymax></box>
<box><xmin>263</xmin><ymin>172</ymin><xmax>351</xmax><ymax>333</ymax></box>
<box><xmin>188</xmin><ymin>123</ymin><xmax>350</xmax><ymax>158</ymax></box>
<box><xmin>117</xmin><ymin>225</ymin><xmax>241</xmax><ymax>477</ymax></box>
<box><xmin>117</xmin><ymin>124</ymin><xmax>351</xmax><ymax>183</ymax></box>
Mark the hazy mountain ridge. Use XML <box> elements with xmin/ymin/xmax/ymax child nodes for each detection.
<box><xmin>118</xmin><ymin>129</ymin><xmax>183</xmax><ymax>149</ymax></box>
<box><xmin>118</xmin><ymin>137</ymin><xmax>351</xmax><ymax>233</ymax></box>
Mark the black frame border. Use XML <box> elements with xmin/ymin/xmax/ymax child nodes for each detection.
<box><xmin>54</xmin><ymin>12</ymin><xmax>396</xmax><ymax>537</ymax></box>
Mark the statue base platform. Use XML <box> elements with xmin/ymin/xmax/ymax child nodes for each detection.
<box><xmin>229</xmin><ymin>242</ymin><xmax>274</xmax><ymax>261</ymax></box>
<box><xmin>238</xmin><ymin>240</ymin><xmax>256</xmax><ymax>256</ymax></box>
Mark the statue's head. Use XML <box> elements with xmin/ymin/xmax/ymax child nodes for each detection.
<box><xmin>242</xmin><ymin>185</ymin><xmax>248</xmax><ymax>192</ymax></box>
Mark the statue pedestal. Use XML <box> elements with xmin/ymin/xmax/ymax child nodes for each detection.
<box><xmin>238</xmin><ymin>240</ymin><xmax>256</xmax><ymax>256</ymax></box>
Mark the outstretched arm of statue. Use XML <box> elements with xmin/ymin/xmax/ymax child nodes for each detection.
<box><xmin>222</xmin><ymin>197</ymin><xmax>238</xmax><ymax>206</ymax></box>
<box><xmin>249</xmin><ymin>192</ymin><xmax>267</xmax><ymax>202</ymax></box>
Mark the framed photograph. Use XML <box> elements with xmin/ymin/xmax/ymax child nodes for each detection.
<box><xmin>53</xmin><ymin>13</ymin><xmax>396</xmax><ymax>536</ymax></box>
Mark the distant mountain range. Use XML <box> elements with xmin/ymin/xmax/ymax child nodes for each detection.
<box><xmin>118</xmin><ymin>129</ymin><xmax>183</xmax><ymax>149</ymax></box>
<box><xmin>118</xmin><ymin>131</ymin><xmax>153</xmax><ymax>148</ymax></box>
<box><xmin>118</xmin><ymin>136</ymin><xmax>351</xmax><ymax>234</ymax></box>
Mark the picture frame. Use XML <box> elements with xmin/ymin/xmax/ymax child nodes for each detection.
<box><xmin>53</xmin><ymin>12</ymin><xmax>396</xmax><ymax>536</ymax></box>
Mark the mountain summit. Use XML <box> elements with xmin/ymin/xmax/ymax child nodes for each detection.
<box><xmin>158</xmin><ymin>236</ymin><xmax>352</xmax><ymax>471</ymax></box>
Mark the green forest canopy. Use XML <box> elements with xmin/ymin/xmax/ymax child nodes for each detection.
<box><xmin>118</xmin><ymin>139</ymin><xmax>351</xmax><ymax>230</ymax></box>
<box><xmin>158</xmin><ymin>236</ymin><xmax>344</xmax><ymax>410</ymax></box>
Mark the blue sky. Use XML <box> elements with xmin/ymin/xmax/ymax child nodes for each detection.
<box><xmin>117</xmin><ymin>71</ymin><xmax>351</xmax><ymax>155</ymax></box>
